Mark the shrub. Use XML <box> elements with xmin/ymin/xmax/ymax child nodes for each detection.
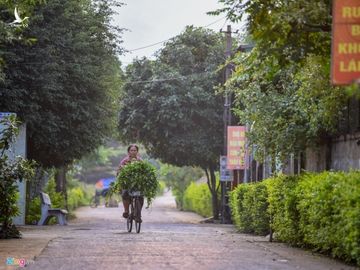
<box><xmin>157</xmin><ymin>180</ymin><xmax>166</xmax><ymax>196</ymax></box>
<box><xmin>267</xmin><ymin>175</ymin><xmax>302</xmax><ymax>245</ymax></box>
<box><xmin>297</xmin><ymin>171</ymin><xmax>360</xmax><ymax>264</ymax></box>
<box><xmin>26</xmin><ymin>178</ymin><xmax>65</xmax><ymax>225</ymax></box>
<box><xmin>183</xmin><ymin>182</ymin><xmax>212</xmax><ymax>217</ymax></box>
<box><xmin>67</xmin><ymin>176</ymin><xmax>94</xmax><ymax>211</ymax></box>
<box><xmin>158</xmin><ymin>164</ymin><xmax>203</xmax><ymax>210</ymax></box>
<box><xmin>230</xmin><ymin>181</ymin><xmax>270</xmax><ymax>235</ymax></box>
<box><xmin>231</xmin><ymin>183</ymin><xmax>254</xmax><ymax>233</ymax></box>
<box><xmin>229</xmin><ymin>171</ymin><xmax>360</xmax><ymax>266</ymax></box>
<box><xmin>0</xmin><ymin>115</ymin><xmax>35</xmax><ymax>238</ymax></box>
<box><xmin>26</xmin><ymin>176</ymin><xmax>96</xmax><ymax>224</ymax></box>
<box><xmin>25</xmin><ymin>197</ymin><xmax>41</xmax><ymax>225</ymax></box>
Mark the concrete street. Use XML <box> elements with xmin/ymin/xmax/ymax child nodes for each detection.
<box><xmin>1</xmin><ymin>191</ymin><xmax>358</xmax><ymax>270</ymax></box>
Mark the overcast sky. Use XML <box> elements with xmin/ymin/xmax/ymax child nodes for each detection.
<box><xmin>112</xmin><ymin>0</ymin><xmax>243</xmax><ymax>66</ymax></box>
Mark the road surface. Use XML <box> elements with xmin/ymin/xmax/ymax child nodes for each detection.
<box><xmin>22</xmin><ymin>191</ymin><xmax>357</xmax><ymax>270</ymax></box>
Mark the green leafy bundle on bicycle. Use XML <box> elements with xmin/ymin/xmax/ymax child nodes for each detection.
<box><xmin>111</xmin><ymin>161</ymin><xmax>158</xmax><ymax>206</ymax></box>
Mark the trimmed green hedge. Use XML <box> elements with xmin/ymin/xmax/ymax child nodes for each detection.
<box><xmin>229</xmin><ymin>171</ymin><xmax>360</xmax><ymax>266</ymax></box>
<box><xmin>230</xmin><ymin>181</ymin><xmax>269</xmax><ymax>235</ymax></box>
<box><xmin>267</xmin><ymin>175</ymin><xmax>302</xmax><ymax>245</ymax></box>
<box><xmin>297</xmin><ymin>172</ymin><xmax>360</xmax><ymax>264</ymax></box>
<box><xmin>183</xmin><ymin>182</ymin><xmax>212</xmax><ymax>217</ymax></box>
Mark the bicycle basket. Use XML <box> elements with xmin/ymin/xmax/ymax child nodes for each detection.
<box><xmin>129</xmin><ymin>191</ymin><xmax>141</xmax><ymax>196</ymax></box>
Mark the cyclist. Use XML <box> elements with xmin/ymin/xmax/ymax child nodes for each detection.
<box><xmin>117</xmin><ymin>144</ymin><xmax>143</xmax><ymax>219</ymax></box>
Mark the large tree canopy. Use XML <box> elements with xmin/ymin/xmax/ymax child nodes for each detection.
<box><xmin>119</xmin><ymin>26</ymin><xmax>229</xmax><ymax>218</ymax></box>
<box><xmin>0</xmin><ymin>0</ymin><xmax>46</xmax><ymax>81</ymax></box>
<box><xmin>0</xmin><ymin>0</ymin><xmax>124</xmax><ymax>168</ymax></box>
<box><xmin>119</xmin><ymin>26</ymin><xmax>225</xmax><ymax>168</ymax></box>
<box><xmin>211</xmin><ymin>0</ymin><xmax>347</xmax><ymax>161</ymax></box>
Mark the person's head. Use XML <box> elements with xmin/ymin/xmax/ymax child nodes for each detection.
<box><xmin>127</xmin><ymin>144</ymin><xmax>139</xmax><ymax>158</ymax></box>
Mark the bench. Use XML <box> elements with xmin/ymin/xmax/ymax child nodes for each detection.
<box><xmin>38</xmin><ymin>192</ymin><xmax>68</xmax><ymax>226</ymax></box>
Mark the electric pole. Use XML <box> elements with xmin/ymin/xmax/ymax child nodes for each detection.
<box><xmin>221</xmin><ymin>25</ymin><xmax>234</xmax><ymax>224</ymax></box>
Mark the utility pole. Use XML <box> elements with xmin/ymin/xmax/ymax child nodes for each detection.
<box><xmin>221</xmin><ymin>25</ymin><xmax>234</xmax><ymax>224</ymax></box>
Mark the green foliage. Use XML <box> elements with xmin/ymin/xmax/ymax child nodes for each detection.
<box><xmin>26</xmin><ymin>176</ymin><xmax>94</xmax><ymax>224</ymax></box>
<box><xmin>297</xmin><ymin>172</ymin><xmax>360</xmax><ymax>264</ymax></box>
<box><xmin>0</xmin><ymin>115</ymin><xmax>35</xmax><ymax>238</ymax></box>
<box><xmin>78</xmin><ymin>145</ymin><xmax>127</xmax><ymax>169</ymax></box>
<box><xmin>0</xmin><ymin>0</ymin><xmax>45</xmax><ymax>80</ymax></box>
<box><xmin>229</xmin><ymin>181</ymin><xmax>269</xmax><ymax>235</ymax></box>
<box><xmin>211</xmin><ymin>0</ymin><xmax>347</xmax><ymax>162</ymax></box>
<box><xmin>112</xmin><ymin>161</ymin><xmax>159</xmax><ymax>206</ymax></box>
<box><xmin>119</xmin><ymin>26</ymin><xmax>227</xmax><ymax>218</ymax></box>
<box><xmin>157</xmin><ymin>180</ymin><xmax>166</xmax><ymax>196</ymax></box>
<box><xmin>43</xmin><ymin>178</ymin><xmax>66</xmax><ymax>209</ymax></box>
<box><xmin>66</xmin><ymin>176</ymin><xmax>94</xmax><ymax>211</ymax></box>
<box><xmin>230</xmin><ymin>172</ymin><xmax>360</xmax><ymax>265</ymax></box>
<box><xmin>183</xmin><ymin>182</ymin><xmax>212</xmax><ymax>217</ymax></box>
<box><xmin>267</xmin><ymin>175</ymin><xmax>302</xmax><ymax>245</ymax></box>
<box><xmin>119</xmin><ymin>27</ymin><xmax>225</xmax><ymax>169</ymax></box>
<box><xmin>158</xmin><ymin>164</ymin><xmax>203</xmax><ymax>209</ymax></box>
<box><xmin>25</xmin><ymin>197</ymin><xmax>41</xmax><ymax>225</ymax></box>
<box><xmin>0</xmin><ymin>0</ymin><xmax>124</xmax><ymax>168</ymax></box>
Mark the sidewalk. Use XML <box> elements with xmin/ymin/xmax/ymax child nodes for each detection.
<box><xmin>0</xmin><ymin>225</ymin><xmax>67</xmax><ymax>269</ymax></box>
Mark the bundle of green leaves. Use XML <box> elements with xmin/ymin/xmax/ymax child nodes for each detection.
<box><xmin>112</xmin><ymin>161</ymin><xmax>158</xmax><ymax>206</ymax></box>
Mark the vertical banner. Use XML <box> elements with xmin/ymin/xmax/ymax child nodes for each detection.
<box><xmin>220</xmin><ymin>156</ymin><xmax>232</xmax><ymax>181</ymax></box>
<box><xmin>331</xmin><ymin>0</ymin><xmax>360</xmax><ymax>85</ymax></box>
<box><xmin>227</xmin><ymin>126</ymin><xmax>247</xmax><ymax>170</ymax></box>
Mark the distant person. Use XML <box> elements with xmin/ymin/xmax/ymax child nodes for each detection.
<box><xmin>117</xmin><ymin>144</ymin><xmax>142</xmax><ymax>218</ymax></box>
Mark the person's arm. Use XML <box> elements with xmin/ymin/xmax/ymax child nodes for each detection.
<box><xmin>117</xmin><ymin>156</ymin><xmax>129</xmax><ymax>175</ymax></box>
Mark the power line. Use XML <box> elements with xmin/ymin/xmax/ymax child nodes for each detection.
<box><xmin>125</xmin><ymin>71</ymin><xmax>217</xmax><ymax>84</ymax></box>
<box><xmin>127</xmin><ymin>15</ymin><xmax>228</xmax><ymax>52</ymax></box>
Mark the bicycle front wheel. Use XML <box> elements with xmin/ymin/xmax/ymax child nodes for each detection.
<box><xmin>127</xmin><ymin>216</ymin><xmax>133</xmax><ymax>232</ymax></box>
<box><xmin>90</xmin><ymin>196</ymin><xmax>97</xmax><ymax>208</ymax></box>
<box><xmin>135</xmin><ymin>219</ymin><xmax>141</xmax><ymax>233</ymax></box>
<box><xmin>134</xmin><ymin>198</ymin><xmax>142</xmax><ymax>233</ymax></box>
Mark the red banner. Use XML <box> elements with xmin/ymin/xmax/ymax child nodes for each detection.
<box><xmin>332</xmin><ymin>0</ymin><xmax>360</xmax><ymax>85</ymax></box>
<box><xmin>227</xmin><ymin>126</ymin><xmax>247</xmax><ymax>170</ymax></box>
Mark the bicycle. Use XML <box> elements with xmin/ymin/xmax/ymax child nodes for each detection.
<box><xmin>90</xmin><ymin>195</ymin><xmax>100</xmax><ymax>208</ymax></box>
<box><xmin>127</xmin><ymin>190</ymin><xmax>143</xmax><ymax>233</ymax></box>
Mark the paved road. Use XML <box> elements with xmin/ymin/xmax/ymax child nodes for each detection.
<box><xmin>22</xmin><ymin>191</ymin><xmax>357</xmax><ymax>270</ymax></box>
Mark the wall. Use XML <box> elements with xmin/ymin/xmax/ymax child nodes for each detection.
<box><xmin>305</xmin><ymin>132</ymin><xmax>360</xmax><ymax>172</ymax></box>
<box><xmin>331</xmin><ymin>132</ymin><xmax>360</xmax><ymax>171</ymax></box>
<box><xmin>0</xmin><ymin>113</ymin><xmax>27</xmax><ymax>225</ymax></box>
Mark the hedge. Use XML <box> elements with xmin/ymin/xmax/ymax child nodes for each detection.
<box><xmin>229</xmin><ymin>171</ymin><xmax>360</xmax><ymax>266</ymax></box>
<box><xmin>183</xmin><ymin>182</ymin><xmax>212</xmax><ymax>217</ymax></box>
<box><xmin>267</xmin><ymin>175</ymin><xmax>302</xmax><ymax>245</ymax></box>
<box><xmin>230</xmin><ymin>181</ymin><xmax>269</xmax><ymax>235</ymax></box>
<box><xmin>297</xmin><ymin>172</ymin><xmax>360</xmax><ymax>264</ymax></box>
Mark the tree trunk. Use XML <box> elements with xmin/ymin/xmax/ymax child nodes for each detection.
<box><xmin>55</xmin><ymin>166</ymin><xmax>68</xmax><ymax>208</ymax></box>
<box><xmin>204</xmin><ymin>163</ymin><xmax>220</xmax><ymax>220</ymax></box>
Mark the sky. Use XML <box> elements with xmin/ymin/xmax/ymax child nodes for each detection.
<box><xmin>112</xmin><ymin>0</ymin><xmax>243</xmax><ymax>66</ymax></box>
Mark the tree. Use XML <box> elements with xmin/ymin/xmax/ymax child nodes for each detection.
<box><xmin>119</xmin><ymin>26</ymin><xmax>228</xmax><ymax>219</ymax></box>
<box><xmin>0</xmin><ymin>0</ymin><xmax>45</xmax><ymax>81</ymax></box>
<box><xmin>0</xmin><ymin>0</ymin><xmax>124</xmax><ymax>193</ymax></box>
<box><xmin>211</xmin><ymin>0</ymin><xmax>347</xmax><ymax>163</ymax></box>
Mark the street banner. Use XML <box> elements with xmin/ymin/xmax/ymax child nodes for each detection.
<box><xmin>331</xmin><ymin>0</ymin><xmax>360</xmax><ymax>85</ymax></box>
<box><xmin>220</xmin><ymin>156</ymin><xmax>232</xmax><ymax>181</ymax></box>
<box><xmin>227</xmin><ymin>126</ymin><xmax>247</xmax><ymax>170</ymax></box>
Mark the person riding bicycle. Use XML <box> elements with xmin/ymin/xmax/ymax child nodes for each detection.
<box><xmin>117</xmin><ymin>144</ymin><xmax>143</xmax><ymax>219</ymax></box>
